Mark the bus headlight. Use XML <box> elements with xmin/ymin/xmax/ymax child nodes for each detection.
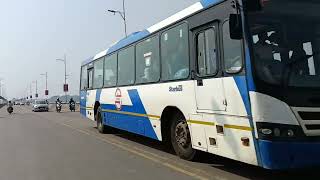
<box><xmin>260</xmin><ymin>128</ymin><xmax>272</xmax><ymax>135</ymax></box>
<box><xmin>287</xmin><ymin>129</ymin><xmax>295</xmax><ymax>137</ymax></box>
<box><xmin>256</xmin><ymin>122</ymin><xmax>304</xmax><ymax>140</ymax></box>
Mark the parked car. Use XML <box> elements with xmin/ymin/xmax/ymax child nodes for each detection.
<box><xmin>32</xmin><ymin>100</ymin><xmax>49</xmax><ymax>112</ymax></box>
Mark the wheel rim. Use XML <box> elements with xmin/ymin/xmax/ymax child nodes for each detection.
<box><xmin>175</xmin><ymin>121</ymin><xmax>190</xmax><ymax>150</ymax></box>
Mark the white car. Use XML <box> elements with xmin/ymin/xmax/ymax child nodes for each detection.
<box><xmin>32</xmin><ymin>100</ymin><xmax>49</xmax><ymax>112</ymax></box>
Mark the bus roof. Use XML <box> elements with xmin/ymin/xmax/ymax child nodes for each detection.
<box><xmin>81</xmin><ymin>0</ymin><xmax>223</xmax><ymax>66</ymax></box>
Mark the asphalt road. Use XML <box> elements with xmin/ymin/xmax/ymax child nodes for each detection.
<box><xmin>0</xmin><ymin>106</ymin><xmax>319</xmax><ymax>180</ymax></box>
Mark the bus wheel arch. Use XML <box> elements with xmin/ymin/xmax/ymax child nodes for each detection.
<box><xmin>160</xmin><ymin>106</ymin><xmax>196</xmax><ymax>160</ymax></box>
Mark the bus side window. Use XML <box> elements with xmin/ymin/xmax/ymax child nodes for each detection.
<box><xmin>88</xmin><ymin>69</ymin><xmax>93</xmax><ymax>89</ymax></box>
<box><xmin>118</xmin><ymin>46</ymin><xmax>135</xmax><ymax>86</ymax></box>
<box><xmin>104</xmin><ymin>54</ymin><xmax>117</xmax><ymax>87</ymax></box>
<box><xmin>223</xmin><ymin>20</ymin><xmax>243</xmax><ymax>73</ymax></box>
<box><xmin>161</xmin><ymin>23</ymin><xmax>189</xmax><ymax>81</ymax></box>
<box><xmin>80</xmin><ymin>65</ymin><xmax>88</xmax><ymax>90</ymax></box>
<box><xmin>196</xmin><ymin>28</ymin><xmax>218</xmax><ymax>76</ymax></box>
<box><xmin>93</xmin><ymin>57</ymin><xmax>104</xmax><ymax>89</ymax></box>
<box><xmin>136</xmin><ymin>35</ymin><xmax>160</xmax><ymax>84</ymax></box>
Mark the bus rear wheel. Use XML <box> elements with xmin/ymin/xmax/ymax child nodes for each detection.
<box><xmin>96</xmin><ymin>107</ymin><xmax>107</xmax><ymax>134</ymax></box>
<box><xmin>170</xmin><ymin>113</ymin><xmax>196</xmax><ymax>160</ymax></box>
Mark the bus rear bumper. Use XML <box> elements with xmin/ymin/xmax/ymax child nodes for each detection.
<box><xmin>259</xmin><ymin>140</ymin><xmax>320</xmax><ymax>169</ymax></box>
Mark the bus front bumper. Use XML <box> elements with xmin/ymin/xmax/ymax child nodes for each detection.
<box><xmin>259</xmin><ymin>140</ymin><xmax>320</xmax><ymax>169</ymax></box>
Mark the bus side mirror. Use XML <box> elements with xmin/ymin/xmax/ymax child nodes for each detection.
<box><xmin>229</xmin><ymin>14</ymin><xmax>243</xmax><ymax>40</ymax></box>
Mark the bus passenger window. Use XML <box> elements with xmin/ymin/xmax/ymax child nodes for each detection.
<box><xmin>80</xmin><ymin>65</ymin><xmax>88</xmax><ymax>90</ymax></box>
<box><xmin>104</xmin><ymin>54</ymin><xmax>117</xmax><ymax>87</ymax></box>
<box><xmin>161</xmin><ymin>23</ymin><xmax>189</xmax><ymax>81</ymax></box>
<box><xmin>197</xmin><ymin>28</ymin><xmax>217</xmax><ymax>76</ymax></box>
<box><xmin>118</xmin><ymin>46</ymin><xmax>135</xmax><ymax>86</ymax></box>
<box><xmin>223</xmin><ymin>20</ymin><xmax>243</xmax><ymax>73</ymax></box>
<box><xmin>88</xmin><ymin>69</ymin><xmax>93</xmax><ymax>89</ymax></box>
<box><xmin>136</xmin><ymin>36</ymin><xmax>160</xmax><ymax>84</ymax></box>
<box><xmin>93</xmin><ymin>57</ymin><xmax>104</xmax><ymax>89</ymax></box>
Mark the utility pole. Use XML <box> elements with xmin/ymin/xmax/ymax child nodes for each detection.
<box><xmin>56</xmin><ymin>54</ymin><xmax>68</xmax><ymax>103</ymax></box>
<box><xmin>123</xmin><ymin>0</ymin><xmax>127</xmax><ymax>37</ymax></box>
<box><xmin>41</xmin><ymin>72</ymin><xmax>48</xmax><ymax>98</ymax></box>
<box><xmin>34</xmin><ymin>80</ymin><xmax>38</xmax><ymax>99</ymax></box>
<box><xmin>30</xmin><ymin>83</ymin><xmax>32</xmax><ymax>100</ymax></box>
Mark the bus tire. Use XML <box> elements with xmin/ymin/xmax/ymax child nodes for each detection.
<box><xmin>170</xmin><ymin>112</ymin><xmax>196</xmax><ymax>160</ymax></box>
<box><xmin>96</xmin><ymin>107</ymin><xmax>107</xmax><ymax>134</ymax></box>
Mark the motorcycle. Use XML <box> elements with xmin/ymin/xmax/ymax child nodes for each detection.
<box><xmin>69</xmin><ymin>102</ymin><xmax>75</xmax><ymax>112</ymax></box>
<box><xmin>7</xmin><ymin>106</ymin><xmax>13</xmax><ymax>114</ymax></box>
<box><xmin>56</xmin><ymin>102</ymin><xmax>62</xmax><ymax>113</ymax></box>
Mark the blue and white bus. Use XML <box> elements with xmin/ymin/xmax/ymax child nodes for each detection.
<box><xmin>80</xmin><ymin>0</ymin><xmax>320</xmax><ymax>169</ymax></box>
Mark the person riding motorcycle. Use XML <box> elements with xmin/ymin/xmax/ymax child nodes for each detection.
<box><xmin>7</xmin><ymin>101</ymin><xmax>13</xmax><ymax>114</ymax></box>
<box><xmin>56</xmin><ymin>98</ymin><xmax>62</xmax><ymax>112</ymax></box>
<box><xmin>69</xmin><ymin>98</ymin><xmax>75</xmax><ymax>111</ymax></box>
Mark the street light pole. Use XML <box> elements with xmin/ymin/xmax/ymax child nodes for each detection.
<box><xmin>56</xmin><ymin>54</ymin><xmax>68</xmax><ymax>103</ymax></box>
<box><xmin>30</xmin><ymin>83</ymin><xmax>32</xmax><ymax>99</ymax></box>
<box><xmin>122</xmin><ymin>0</ymin><xmax>127</xmax><ymax>37</ymax></box>
<box><xmin>40</xmin><ymin>72</ymin><xmax>48</xmax><ymax>96</ymax></box>
<box><xmin>108</xmin><ymin>0</ymin><xmax>127</xmax><ymax>37</ymax></box>
<box><xmin>32</xmin><ymin>80</ymin><xmax>38</xmax><ymax>99</ymax></box>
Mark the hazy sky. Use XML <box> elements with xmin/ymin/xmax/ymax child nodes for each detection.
<box><xmin>0</xmin><ymin>0</ymin><xmax>198</xmax><ymax>99</ymax></box>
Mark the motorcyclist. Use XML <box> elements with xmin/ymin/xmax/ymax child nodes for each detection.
<box><xmin>55</xmin><ymin>98</ymin><xmax>62</xmax><ymax>112</ymax></box>
<box><xmin>8</xmin><ymin>101</ymin><xmax>13</xmax><ymax>107</ymax></box>
<box><xmin>69</xmin><ymin>98</ymin><xmax>75</xmax><ymax>105</ymax></box>
<box><xmin>69</xmin><ymin>98</ymin><xmax>75</xmax><ymax>111</ymax></box>
<box><xmin>7</xmin><ymin>101</ymin><xmax>13</xmax><ymax>114</ymax></box>
<box><xmin>56</xmin><ymin>98</ymin><xmax>61</xmax><ymax>104</ymax></box>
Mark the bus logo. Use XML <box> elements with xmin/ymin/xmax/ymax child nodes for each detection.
<box><xmin>115</xmin><ymin>88</ymin><xmax>122</xmax><ymax>110</ymax></box>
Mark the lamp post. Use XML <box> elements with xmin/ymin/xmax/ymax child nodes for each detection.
<box><xmin>40</xmin><ymin>72</ymin><xmax>48</xmax><ymax>98</ymax></box>
<box><xmin>108</xmin><ymin>0</ymin><xmax>127</xmax><ymax>37</ymax></box>
<box><xmin>56</xmin><ymin>54</ymin><xmax>68</xmax><ymax>103</ymax></box>
<box><xmin>30</xmin><ymin>83</ymin><xmax>32</xmax><ymax>100</ymax></box>
<box><xmin>32</xmin><ymin>80</ymin><xmax>38</xmax><ymax>99</ymax></box>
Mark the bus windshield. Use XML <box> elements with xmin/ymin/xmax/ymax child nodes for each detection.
<box><xmin>247</xmin><ymin>0</ymin><xmax>320</xmax><ymax>88</ymax></box>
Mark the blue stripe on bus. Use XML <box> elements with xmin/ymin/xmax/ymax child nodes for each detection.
<box><xmin>200</xmin><ymin>0</ymin><xmax>223</xmax><ymax>8</ymax></box>
<box><xmin>101</xmin><ymin>89</ymin><xmax>158</xmax><ymax>140</ymax></box>
<box><xmin>245</xmin><ymin>47</ymin><xmax>256</xmax><ymax>91</ymax></box>
<box><xmin>107</xmin><ymin>30</ymin><xmax>150</xmax><ymax>55</ymax></box>
<box><xmin>242</xmin><ymin>23</ymin><xmax>261</xmax><ymax>166</ymax></box>
<box><xmin>233</xmin><ymin>76</ymin><xmax>251</xmax><ymax>115</ymax></box>
<box><xmin>258</xmin><ymin>140</ymin><xmax>320</xmax><ymax>169</ymax></box>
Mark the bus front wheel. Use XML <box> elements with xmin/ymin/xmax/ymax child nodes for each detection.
<box><xmin>96</xmin><ymin>107</ymin><xmax>107</xmax><ymax>134</ymax></box>
<box><xmin>170</xmin><ymin>113</ymin><xmax>196</xmax><ymax>160</ymax></box>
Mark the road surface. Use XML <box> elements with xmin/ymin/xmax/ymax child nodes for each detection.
<box><xmin>0</xmin><ymin>106</ymin><xmax>318</xmax><ymax>180</ymax></box>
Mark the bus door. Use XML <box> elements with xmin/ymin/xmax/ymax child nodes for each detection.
<box><xmin>193</xmin><ymin>24</ymin><xmax>226</xmax><ymax>112</ymax></box>
<box><xmin>86</xmin><ymin>66</ymin><xmax>95</xmax><ymax>120</ymax></box>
